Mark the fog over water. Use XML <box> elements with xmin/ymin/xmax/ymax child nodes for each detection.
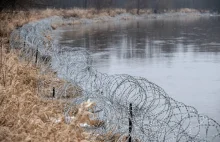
<box><xmin>54</xmin><ymin>16</ymin><xmax>220</xmax><ymax>122</ymax></box>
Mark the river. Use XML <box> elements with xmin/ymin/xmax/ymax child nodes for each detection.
<box><xmin>54</xmin><ymin>15</ymin><xmax>220</xmax><ymax>122</ymax></box>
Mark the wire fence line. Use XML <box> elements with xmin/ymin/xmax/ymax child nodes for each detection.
<box><xmin>10</xmin><ymin>16</ymin><xmax>220</xmax><ymax>142</ymax></box>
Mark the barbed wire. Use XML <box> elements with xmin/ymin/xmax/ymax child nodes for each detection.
<box><xmin>10</xmin><ymin>17</ymin><xmax>220</xmax><ymax>142</ymax></box>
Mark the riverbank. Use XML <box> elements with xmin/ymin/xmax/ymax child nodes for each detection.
<box><xmin>0</xmin><ymin>8</ymin><xmax>214</xmax><ymax>37</ymax></box>
<box><xmin>0</xmin><ymin>8</ymin><xmax>133</xmax><ymax>142</ymax></box>
<box><xmin>0</xmin><ymin>8</ymin><xmax>217</xmax><ymax>141</ymax></box>
<box><xmin>0</xmin><ymin>39</ymin><xmax>100</xmax><ymax>141</ymax></box>
<box><xmin>0</xmin><ymin>9</ymin><xmax>96</xmax><ymax>142</ymax></box>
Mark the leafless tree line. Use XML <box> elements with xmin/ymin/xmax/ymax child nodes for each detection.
<box><xmin>0</xmin><ymin>0</ymin><xmax>220</xmax><ymax>13</ymax></box>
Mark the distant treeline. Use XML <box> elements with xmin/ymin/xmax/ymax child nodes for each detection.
<box><xmin>1</xmin><ymin>0</ymin><xmax>220</xmax><ymax>12</ymax></box>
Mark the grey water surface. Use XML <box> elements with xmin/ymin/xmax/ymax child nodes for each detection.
<box><xmin>54</xmin><ymin>16</ymin><xmax>220</xmax><ymax>122</ymax></box>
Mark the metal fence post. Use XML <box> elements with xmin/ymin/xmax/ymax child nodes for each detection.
<box><xmin>129</xmin><ymin>103</ymin><xmax>133</xmax><ymax>142</ymax></box>
<box><xmin>53</xmin><ymin>87</ymin><xmax>55</xmax><ymax>98</ymax></box>
<box><xmin>35</xmin><ymin>48</ymin><xmax>38</xmax><ymax>65</ymax></box>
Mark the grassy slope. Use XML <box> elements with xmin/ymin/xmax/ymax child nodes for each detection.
<box><xmin>0</xmin><ymin>9</ymin><xmax>99</xmax><ymax>142</ymax></box>
<box><xmin>0</xmin><ymin>39</ymin><xmax>95</xmax><ymax>142</ymax></box>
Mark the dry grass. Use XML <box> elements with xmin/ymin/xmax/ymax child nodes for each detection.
<box><xmin>0</xmin><ymin>43</ymin><xmax>96</xmax><ymax>141</ymax></box>
<box><xmin>0</xmin><ymin>9</ymin><xmax>95</xmax><ymax>141</ymax></box>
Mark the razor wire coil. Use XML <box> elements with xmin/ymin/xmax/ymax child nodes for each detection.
<box><xmin>10</xmin><ymin>16</ymin><xmax>220</xmax><ymax>142</ymax></box>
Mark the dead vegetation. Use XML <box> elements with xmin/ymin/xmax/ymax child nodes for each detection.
<box><xmin>0</xmin><ymin>42</ymin><xmax>91</xmax><ymax>141</ymax></box>
<box><xmin>0</xmin><ymin>10</ymin><xmax>94</xmax><ymax>141</ymax></box>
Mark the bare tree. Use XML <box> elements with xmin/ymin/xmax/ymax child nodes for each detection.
<box><xmin>137</xmin><ymin>0</ymin><xmax>140</xmax><ymax>14</ymax></box>
<box><xmin>94</xmin><ymin>0</ymin><xmax>101</xmax><ymax>10</ymax></box>
<box><xmin>84</xmin><ymin>0</ymin><xmax>88</xmax><ymax>8</ymax></box>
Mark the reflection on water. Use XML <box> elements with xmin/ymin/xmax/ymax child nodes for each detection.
<box><xmin>55</xmin><ymin>16</ymin><xmax>220</xmax><ymax>122</ymax></box>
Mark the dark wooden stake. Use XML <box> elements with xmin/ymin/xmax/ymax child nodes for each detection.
<box><xmin>35</xmin><ymin>49</ymin><xmax>38</xmax><ymax>65</ymax></box>
<box><xmin>53</xmin><ymin>87</ymin><xmax>55</xmax><ymax>98</ymax></box>
<box><xmin>129</xmin><ymin>103</ymin><xmax>133</xmax><ymax>142</ymax></box>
